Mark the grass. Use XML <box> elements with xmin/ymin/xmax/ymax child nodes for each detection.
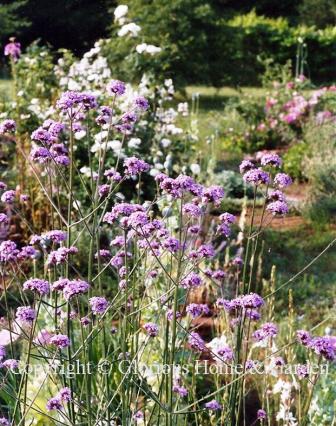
<box><xmin>0</xmin><ymin>78</ymin><xmax>13</xmax><ymax>102</ymax></box>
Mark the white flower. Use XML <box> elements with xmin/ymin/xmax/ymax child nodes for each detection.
<box><xmin>128</xmin><ymin>138</ymin><xmax>141</xmax><ymax>149</ymax></box>
<box><xmin>161</xmin><ymin>138</ymin><xmax>171</xmax><ymax>148</ymax></box>
<box><xmin>190</xmin><ymin>163</ymin><xmax>200</xmax><ymax>175</ymax></box>
<box><xmin>114</xmin><ymin>5</ymin><xmax>128</xmax><ymax>20</ymax></box>
<box><xmin>136</xmin><ymin>43</ymin><xmax>161</xmax><ymax>55</ymax></box>
<box><xmin>149</xmin><ymin>168</ymin><xmax>161</xmax><ymax>177</ymax></box>
<box><xmin>68</xmin><ymin>79</ymin><xmax>81</xmax><ymax>91</ymax></box>
<box><xmin>178</xmin><ymin>102</ymin><xmax>189</xmax><ymax>116</ymax></box>
<box><xmin>80</xmin><ymin>166</ymin><xmax>91</xmax><ymax>177</ymax></box>
<box><xmin>108</xmin><ymin>140</ymin><xmax>123</xmax><ymax>152</ymax></box>
<box><xmin>118</xmin><ymin>23</ymin><xmax>141</xmax><ymax>37</ymax></box>
<box><xmin>74</xmin><ymin>130</ymin><xmax>86</xmax><ymax>140</ymax></box>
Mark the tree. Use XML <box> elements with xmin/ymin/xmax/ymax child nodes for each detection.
<box><xmin>0</xmin><ymin>1</ymin><xmax>30</xmax><ymax>46</ymax></box>
<box><xmin>113</xmin><ymin>0</ymin><xmax>222</xmax><ymax>87</ymax></box>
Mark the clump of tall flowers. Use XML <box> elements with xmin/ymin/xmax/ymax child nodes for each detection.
<box><xmin>0</xmin><ymin>79</ymin><xmax>334</xmax><ymax>426</ymax></box>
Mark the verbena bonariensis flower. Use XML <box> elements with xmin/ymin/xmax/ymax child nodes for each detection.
<box><xmin>4</xmin><ymin>39</ymin><xmax>21</xmax><ymax>60</ymax></box>
<box><xmin>166</xmin><ymin>309</ymin><xmax>182</xmax><ymax>321</ymax></box>
<box><xmin>253</xmin><ymin>322</ymin><xmax>278</xmax><ymax>341</ymax></box>
<box><xmin>2</xmin><ymin>359</ymin><xmax>19</xmax><ymax>370</ymax></box>
<box><xmin>1</xmin><ymin>190</ymin><xmax>15</xmax><ymax>204</ymax></box>
<box><xmin>268</xmin><ymin>190</ymin><xmax>286</xmax><ymax>202</ymax></box>
<box><xmin>181</xmin><ymin>272</ymin><xmax>202</xmax><ymax>289</ymax></box>
<box><xmin>0</xmin><ymin>346</ymin><xmax>6</xmax><ymax>360</ymax></box>
<box><xmin>274</xmin><ymin>173</ymin><xmax>292</xmax><ymax>188</ymax></box>
<box><xmin>188</xmin><ymin>332</ymin><xmax>206</xmax><ymax>352</ymax></box>
<box><xmin>98</xmin><ymin>184</ymin><xmax>110</xmax><ymax>198</ymax></box>
<box><xmin>89</xmin><ymin>297</ymin><xmax>109</xmax><ymax>314</ymax></box>
<box><xmin>296</xmin><ymin>364</ymin><xmax>309</xmax><ymax>379</ymax></box>
<box><xmin>204</xmin><ymin>399</ymin><xmax>222</xmax><ymax>410</ymax></box>
<box><xmin>124</xmin><ymin>156</ymin><xmax>150</xmax><ymax>176</ymax></box>
<box><xmin>0</xmin><ymin>240</ymin><xmax>19</xmax><ymax>262</ymax></box>
<box><xmin>143</xmin><ymin>322</ymin><xmax>159</xmax><ymax>337</ymax></box>
<box><xmin>239</xmin><ymin>159</ymin><xmax>255</xmax><ymax>174</ymax></box>
<box><xmin>17</xmin><ymin>246</ymin><xmax>39</xmax><ymax>260</ymax></box>
<box><xmin>107</xmin><ymin>79</ymin><xmax>126</xmax><ymax>96</ymax></box>
<box><xmin>31</xmin><ymin>127</ymin><xmax>53</xmax><ymax>145</ymax></box>
<box><xmin>219</xmin><ymin>212</ymin><xmax>236</xmax><ymax>224</ymax></box>
<box><xmin>0</xmin><ymin>417</ymin><xmax>9</xmax><ymax>426</ymax></box>
<box><xmin>257</xmin><ymin>409</ymin><xmax>267</xmax><ymax>420</ymax></box>
<box><xmin>104</xmin><ymin>168</ymin><xmax>122</xmax><ymax>182</ymax></box>
<box><xmin>217</xmin><ymin>345</ymin><xmax>234</xmax><ymax>362</ymax></box>
<box><xmin>202</xmin><ymin>185</ymin><xmax>224</xmax><ymax>205</ymax></box>
<box><xmin>0</xmin><ymin>119</ymin><xmax>16</xmax><ymax>134</ymax></box>
<box><xmin>183</xmin><ymin>202</ymin><xmax>202</xmax><ymax>217</ymax></box>
<box><xmin>58</xmin><ymin>387</ymin><xmax>72</xmax><ymax>402</ymax></box>
<box><xmin>51</xmin><ymin>278</ymin><xmax>71</xmax><ymax>291</ymax></box>
<box><xmin>134</xmin><ymin>95</ymin><xmax>149</xmax><ymax>110</ymax></box>
<box><xmin>30</xmin><ymin>146</ymin><xmax>52</xmax><ymax>163</ymax></box>
<box><xmin>46</xmin><ymin>246</ymin><xmax>78</xmax><ymax>265</ymax></box>
<box><xmin>243</xmin><ymin>168</ymin><xmax>270</xmax><ymax>185</ymax></box>
<box><xmin>260</xmin><ymin>153</ymin><xmax>282</xmax><ymax>167</ymax></box>
<box><xmin>197</xmin><ymin>244</ymin><xmax>215</xmax><ymax>258</ymax></box>
<box><xmin>23</xmin><ymin>278</ymin><xmax>50</xmax><ymax>296</ymax></box>
<box><xmin>63</xmin><ymin>280</ymin><xmax>90</xmax><ymax>300</ymax></box>
<box><xmin>50</xmin><ymin>334</ymin><xmax>70</xmax><ymax>348</ymax></box>
<box><xmin>308</xmin><ymin>336</ymin><xmax>336</xmax><ymax>360</ymax></box>
<box><xmin>56</xmin><ymin>91</ymin><xmax>96</xmax><ymax>116</ymax></box>
<box><xmin>296</xmin><ymin>330</ymin><xmax>311</xmax><ymax>346</ymax></box>
<box><xmin>162</xmin><ymin>237</ymin><xmax>180</xmax><ymax>253</ymax></box>
<box><xmin>16</xmin><ymin>307</ymin><xmax>36</xmax><ymax>324</ymax></box>
<box><xmin>186</xmin><ymin>303</ymin><xmax>208</xmax><ymax>318</ymax></box>
<box><xmin>42</xmin><ymin>230</ymin><xmax>67</xmax><ymax>244</ymax></box>
<box><xmin>173</xmin><ymin>385</ymin><xmax>188</xmax><ymax>397</ymax></box>
<box><xmin>46</xmin><ymin>396</ymin><xmax>63</xmax><ymax>411</ymax></box>
<box><xmin>266</xmin><ymin>201</ymin><xmax>289</xmax><ymax>216</ymax></box>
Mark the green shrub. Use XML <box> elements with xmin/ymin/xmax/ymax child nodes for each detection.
<box><xmin>283</xmin><ymin>142</ymin><xmax>309</xmax><ymax>181</ymax></box>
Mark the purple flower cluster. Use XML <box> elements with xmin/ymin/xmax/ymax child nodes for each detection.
<box><xmin>0</xmin><ymin>240</ymin><xmax>19</xmax><ymax>262</ymax></box>
<box><xmin>260</xmin><ymin>153</ymin><xmax>282</xmax><ymax>167</ymax></box>
<box><xmin>134</xmin><ymin>96</ymin><xmax>149</xmax><ymax>111</ymax></box>
<box><xmin>181</xmin><ymin>272</ymin><xmax>202</xmax><ymax>289</ymax></box>
<box><xmin>143</xmin><ymin>322</ymin><xmax>159</xmax><ymax>337</ymax></box>
<box><xmin>103</xmin><ymin>203</ymin><xmax>145</xmax><ymax>224</ymax></box>
<box><xmin>124</xmin><ymin>156</ymin><xmax>150</xmax><ymax>176</ymax></box>
<box><xmin>0</xmin><ymin>119</ymin><xmax>16</xmax><ymax>134</ymax></box>
<box><xmin>23</xmin><ymin>278</ymin><xmax>50</xmax><ymax>295</ymax></box>
<box><xmin>50</xmin><ymin>334</ymin><xmax>70</xmax><ymax>348</ymax></box>
<box><xmin>107</xmin><ymin>80</ymin><xmax>126</xmax><ymax>96</ymax></box>
<box><xmin>243</xmin><ymin>168</ymin><xmax>270</xmax><ymax>185</ymax></box>
<box><xmin>266</xmin><ymin>201</ymin><xmax>289</xmax><ymax>216</ymax></box>
<box><xmin>253</xmin><ymin>322</ymin><xmax>278</xmax><ymax>341</ymax></box>
<box><xmin>274</xmin><ymin>173</ymin><xmax>292</xmax><ymax>188</ymax></box>
<box><xmin>56</xmin><ymin>91</ymin><xmax>97</xmax><ymax>114</ymax></box>
<box><xmin>218</xmin><ymin>212</ymin><xmax>236</xmax><ymax>237</ymax></box>
<box><xmin>188</xmin><ymin>332</ymin><xmax>206</xmax><ymax>352</ymax></box>
<box><xmin>186</xmin><ymin>303</ymin><xmax>210</xmax><ymax>318</ymax></box>
<box><xmin>4</xmin><ymin>39</ymin><xmax>21</xmax><ymax>60</ymax></box>
<box><xmin>217</xmin><ymin>293</ymin><xmax>264</xmax><ymax>312</ymax></box>
<box><xmin>30</xmin><ymin>120</ymin><xmax>70</xmax><ymax>166</ymax></box>
<box><xmin>89</xmin><ymin>297</ymin><xmax>109</xmax><ymax>314</ymax></box>
<box><xmin>63</xmin><ymin>280</ymin><xmax>90</xmax><ymax>300</ymax></box>
<box><xmin>46</xmin><ymin>246</ymin><xmax>78</xmax><ymax>265</ymax></box>
<box><xmin>204</xmin><ymin>399</ymin><xmax>222</xmax><ymax>411</ymax></box>
<box><xmin>46</xmin><ymin>387</ymin><xmax>71</xmax><ymax>411</ymax></box>
<box><xmin>16</xmin><ymin>306</ymin><xmax>36</xmax><ymax>323</ymax></box>
<box><xmin>1</xmin><ymin>190</ymin><xmax>15</xmax><ymax>204</ymax></box>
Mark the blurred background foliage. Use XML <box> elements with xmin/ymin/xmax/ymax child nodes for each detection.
<box><xmin>0</xmin><ymin>0</ymin><xmax>335</xmax><ymax>85</ymax></box>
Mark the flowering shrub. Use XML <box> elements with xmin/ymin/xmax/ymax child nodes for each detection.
<box><xmin>0</xmin><ymin>79</ymin><xmax>335</xmax><ymax>426</ymax></box>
